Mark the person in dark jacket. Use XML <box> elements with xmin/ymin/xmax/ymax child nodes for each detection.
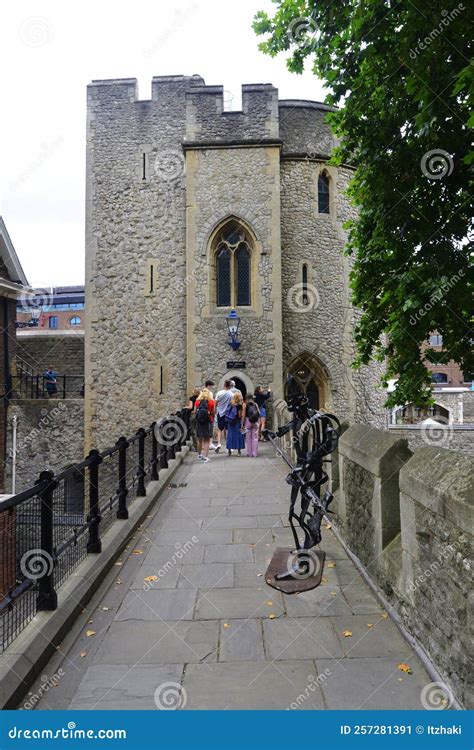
<box><xmin>254</xmin><ymin>386</ymin><xmax>272</xmax><ymax>441</ymax></box>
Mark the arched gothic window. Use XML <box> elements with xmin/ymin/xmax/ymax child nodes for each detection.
<box><xmin>318</xmin><ymin>171</ymin><xmax>330</xmax><ymax>214</ymax></box>
<box><xmin>215</xmin><ymin>222</ymin><xmax>253</xmax><ymax>307</ymax></box>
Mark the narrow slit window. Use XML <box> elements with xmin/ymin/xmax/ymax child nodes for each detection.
<box><xmin>302</xmin><ymin>264</ymin><xmax>309</xmax><ymax>306</ymax></box>
<box><xmin>159</xmin><ymin>365</ymin><xmax>164</xmax><ymax>395</ymax></box>
<box><xmin>150</xmin><ymin>263</ymin><xmax>154</xmax><ymax>294</ymax></box>
<box><xmin>318</xmin><ymin>172</ymin><xmax>330</xmax><ymax>214</ymax></box>
<box><xmin>142</xmin><ymin>153</ymin><xmax>147</xmax><ymax>180</ymax></box>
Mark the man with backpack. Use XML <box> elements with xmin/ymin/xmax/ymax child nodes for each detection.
<box><xmin>194</xmin><ymin>388</ymin><xmax>216</xmax><ymax>463</ymax></box>
<box><xmin>214</xmin><ymin>379</ymin><xmax>234</xmax><ymax>453</ymax></box>
<box><xmin>242</xmin><ymin>393</ymin><xmax>260</xmax><ymax>457</ymax></box>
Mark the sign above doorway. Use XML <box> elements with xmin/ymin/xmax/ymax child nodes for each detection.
<box><xmin>226</xmin><ymin>361</ymin><xmax>246</xmax><ymax>369</ymax></box>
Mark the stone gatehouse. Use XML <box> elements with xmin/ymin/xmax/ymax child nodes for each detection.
<box><xmin>85</xmin><ymin>74</ymin><xmax>386</xmax><ymax>449</ymax></box>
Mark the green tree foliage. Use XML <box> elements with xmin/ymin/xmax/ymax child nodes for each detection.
<box><xmin>254</xmin><ymin>0</ymin><xmax>473</xmax><ymax>406</ymax></box>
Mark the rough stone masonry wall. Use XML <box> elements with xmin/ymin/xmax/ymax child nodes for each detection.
<box><xmin>185</xmin><ymin>145</ymin><xmax>282</xmax><ymax>393</ymax></box>
<box><xmin>5</xmin><ymin>400</ymin><xmax>84</xmax><ymax>492</ymax></box>
<box><xmin>86</xmin><ymin>76</ymin><xmax>204</xmax><ymax>450</ymax></box>
<box><xmin>16</xmin><ymin>334</ymin><xmax>84</xmax><ymax>376</ymax></box>
<box><xmin>337</xmin><ymin>423</ymin><xmax>472</xmax><ymax>708</ymax></box>
<box><xmin>279</xmin><ymin>142</ymin><xmax>386</xmax><ymax>425</ymax></box>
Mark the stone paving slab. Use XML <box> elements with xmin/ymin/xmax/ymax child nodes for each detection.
<box><xmin>330</xmin><ymin>614</ymin><xmax>414</xmax><ymax>658</ymax></box>
<box><xmin>93</xmin><ymin>620</ymin><xmax>219</xmax><ymax>665</ymax></box>
<box><xmin>218</xmin><ymin>619</ymin><xmax>265</xmax><ymax>662</ymax></box>
<box><xmin>234</xmin><ymin>562</ymin><xmax>267</xmax><ymax>587</ymax></box>
<box><xmin>283</xmin><ymin>587</ymin><xmax>352</xmax><ymax>618</ymax></box>
<box><xmin>233</xmin><ymin>528</ymin><xmax>273</xmax><ymax>544</ymax></box>
<box><xmin>194</xmin><ymin>587</ymin><xmax>284</xmax><ymax>620</ymax></box>
<box><xmin>116</xmin><ymin>589</ymin><xmax>197</xmax><ymax>621</ymax></box>
<box><xmin>204</xmin><ymin>544</ymin><xmax>254</xmax><ymax>563</ymax></box>
<box><xmin>143</xmin><ymin>544</ymin><xmax>205</xmax><ymax>566</ymax></box>
<box><xmin>263</xmin><ymin>616</ymin><xmax>344</xmax><ymax>661</ymax></box>
<box><xmin>153</xmin><ymin>530</ymin><xmax>232</xmax><ymax>546</ymax></box>
<box><xmin>177</xmin><ymin>563</ymin><xmax>234</xmax><ymax>589</ymax></box>
<box><xmin>315</xmin><ymin>656</ymin><xmax>430</xmax><ymax>710</ymax></box>
<box><xmin>69</xmin><ymin>664</ymin><xmax>184</xmax><ymax>710</ymax></box>
<box><xmin>182</xmin><ymin>661</ymin><xmax>325</xmax><ymax>709</ymax></box>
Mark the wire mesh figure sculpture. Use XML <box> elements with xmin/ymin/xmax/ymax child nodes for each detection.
<box><xmin>263</xmin><ymin>376</ymin><xmax>341</xmax><ymax>587</ymax></box>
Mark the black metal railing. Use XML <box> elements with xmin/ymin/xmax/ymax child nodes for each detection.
<box><xmin>11</xmin><ymin>373</ymin><xmax>85</xmax><ymax>399</ymax></box>
<box><xmin>0</xmin><ymin>408</ymin><xmax>190</xmax><ymax>652</ymax></box>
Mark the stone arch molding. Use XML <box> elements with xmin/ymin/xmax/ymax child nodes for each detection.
<box><xmin>198</xmin><ymin>212</ymin><xmax>265</xmax><ymax>257</ymax></box>
<box><xmin>217</xmin><ymin>370</ymin><xmax>255</xmax><ymax>396</ymax></box>
<box><xmin>285</xmin><ymin>350</ymin><xmax>333</xmax><ymax>411</ymax></box>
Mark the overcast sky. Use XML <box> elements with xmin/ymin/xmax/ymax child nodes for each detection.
<box><xmin>1</xmin><ymin>0</ymin><xmax>326</xmax><ymax>288</ymax></box>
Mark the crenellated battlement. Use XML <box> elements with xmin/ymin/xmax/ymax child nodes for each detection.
<box><xmin>185</xmin><ymin>82</ymin><xmax>279</xmax><ymax>143</ymax></box>
<box><xmin>86</xmin><ymin>74</ymin><xmax>336</xmax><ymax>156</ymax></box>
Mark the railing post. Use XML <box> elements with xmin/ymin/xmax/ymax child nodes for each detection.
<box><xmin>116</xmin><ymin>436</ymin><xmax>129</xmax><ymax>519</ymax></box>
<box><xmin>150</xmin><ymin>422</ymin><xmax>159</xmax><ymax>481</ymax></box>
<box><xmin>175</xmin><ymin>411</ymin><xmax>183</xmax><ymax>453</ymax></box>
<box><xmin>159</xmin><ymin>420</ymin><xmax>169</xmax><ymax>469</ymax></box>
<box><xmin>136</xmin><ymin>428</ymin><xmax>147</xmax><ymax>497</ymax></box>
<box><xmin>35</xmin><ymin>375</ymin><xmax>40</xmax><ymax>399</ymax></box>
<box><xmin>62</xmin><ymin>375</ymin><xmax>66</xmax><ymax>399</ymax></box>
<box><xmin>36</xmin><ymin>470</ymin><xmax>58</xmax><ymax>611</ymax></box>
<box><xmin>87</xmin><ymin>449</ymin><xmax>103</xmax><ymax>553</ymax></box>
<box><xmin>167</xmin><ymin>416</ymin><xmax>176</xmax><ymax>461</ymax></box>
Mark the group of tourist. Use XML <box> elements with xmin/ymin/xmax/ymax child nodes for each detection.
<box><xmin>186</xmin><ymin>379</ymin><xmax>272</xmax><ymax>463</ymax></box>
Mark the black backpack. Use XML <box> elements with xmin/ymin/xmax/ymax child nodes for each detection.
<box><xmin>247</xmin><ymin>403</ymin><xmax>259</xmax><ymax>424</ymax></box>
<box><xmin>196</xmin><ymin>399</ymin><xmax>209</xmax><ymax>424</ymax></box>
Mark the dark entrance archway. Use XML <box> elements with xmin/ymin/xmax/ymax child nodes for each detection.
<box><xmin>232</xmin><ymin>377</ymin><xmax>247</xmax><ymax>397</ymax></box>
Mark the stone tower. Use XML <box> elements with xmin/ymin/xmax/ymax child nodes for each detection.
<box><xmin>85</xmin><ymin>75</ymin><xmax>385</xmax><ymax>449</ymax></box>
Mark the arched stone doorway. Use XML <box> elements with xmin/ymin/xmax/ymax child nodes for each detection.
<box><xmin>217</xmin><ymin>370</ymin><xmax>254</xmax><ymax>399</ymax></box>
<box><xmin>285</xmin><ymin>352</ymin><xmax>331</xmax><ymax>411</ymax></box>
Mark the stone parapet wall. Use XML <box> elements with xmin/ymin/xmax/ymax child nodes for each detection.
<box><xmin>388</xmin><ymin>425</ymin><xmax>473</xmax><ymax>455</ymax></box>
<box><xmin>337</xmin><ymin>423</ymin><xmax>472</xmax><ymax>707</ymax></box>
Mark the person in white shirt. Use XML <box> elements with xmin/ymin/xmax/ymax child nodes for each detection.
<box><xmin>213</xmin><ymin>379</ymin><xmax>234</xmax><ymax>453</ymax></box>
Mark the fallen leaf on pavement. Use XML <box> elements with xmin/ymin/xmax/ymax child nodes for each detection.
<box><xmin>268</xmin><ymin>614</ymin><xmax>276</xmax><ymax>619</ymax></box>
<box><xmin>86</xmin><ymin>630</ymin><xmax>96</xmax><ymax>637</ymax></box>
<box><xmin>324</xmin><ymin>523</ymin><xmax>332</xmax><ymax>529</ymax></box>
<box><xmin>223</xmin><ymin>623</ymin><xmax>231</xmax><ymax>628</ymax></box>
<box><xmin>266</xmin><ymin>600</ymin><xmax>273</xmax><ymax>606</ymax></box>
<box><xmin>331</xmin><ymin>591</ymin><xmax>337</xmax><ymax>596</ymax></box>
<box><xmin>381</xmin><ymin>612</ymin><xmax>388</xmax><ymax>618</ymax></box>
<box><xmin>144</xmin><ymin>575</ymin><xmax>158</xmax><ymax>583</ymax></box>
<box><xmin>257</xmin><ymin>573</ymin><xmax>263</xmax><ymax>577</ymax></box>
<box><xmin>102</xmin><ymin>607</ymin><xmax>109</xmax><ymax>611</ymax></box>
<box><xmin>397</xmin><ymin>663</ymin><xmax>413</xmax><ymax>674</ymax></box>
<box><xmin>132</xmin><ymin>549</ymin><xmax>144</xmax><ymax>555</ymax></box>
<box><xmin>114</xmin><ymin>561</ymin><xmax>123</xmax><ymax>566</ymax></box>
<box><xmin>327</xmin><ymin>562</ymin><xmax>336</xmax><ymax>568</ymax></box>
<box><xmin>343</xmin><ymin>630</ymin><xmax>353</xmax><ymax>637</ymax></box>
<box><xmin>80</xmin><ymin>652</ymin><xmax>87</xmax><ymax>658</ymax></box>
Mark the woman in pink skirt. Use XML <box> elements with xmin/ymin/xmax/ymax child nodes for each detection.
<box><xmin>242</xmin><ymin>394</ymin><xmax>260</xmax><ymax>457</ymax></box>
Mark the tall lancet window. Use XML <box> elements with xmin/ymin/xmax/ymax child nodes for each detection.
<box><xmin>318</xmin><ymin>171</ymin><xmax>330</xmax><ymax>214</ymax></box>
<box><xmin>215</xmin><ymin>221</ymin><xmax>253</xmax><ymax>307</ymax></box>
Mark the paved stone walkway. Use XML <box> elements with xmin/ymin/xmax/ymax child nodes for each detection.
<box><xmin>28</xmin><ymin>444</ymin><xmax>433</xmax><ymax>710</ymax></box>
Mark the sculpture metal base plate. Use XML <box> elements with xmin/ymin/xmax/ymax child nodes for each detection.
<box><xmin>265</xmin><ymin>547</ymin><xmax>326</xmax><ymax>594</ymax></box>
